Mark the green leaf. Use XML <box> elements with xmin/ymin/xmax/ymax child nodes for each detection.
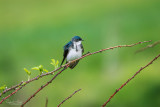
<box><xmin>51</xmin><ymin>59</ymin><xmax>59</xmax><ymax>69</ymax></box>
<box><xmin>56</xmin><ymin>60</ymin><xmax>59</xmax><ymax>66</ymax></box>
<box><xmin>39</xmin><ymin>65</ymin><xmax>43</xmax><ymax>72</ymax></box>
<box><xmin>21</xmin><ymin>82</ymin><xmax>26</xmax><ymax>86</ymax></box>
<box><xmin>32</xmin><ymin>65</ymin><xmax>47</xmax><ymax>75</ymax></box>
<box><xmin>24</xmin><ymin>68</ymin><xmax>31</xmax><ymax>75</ymax></box>
<box><xmin>32</xmin><ymin>67</ymin><xmax>39</xmax><ymax>70</ymax></box>
<box><xmin>43</xmin><ymin>69</ymin><xmax>48</xmax><ymax>73</ymax></box>
<box><xmin>51</xmin><ymin>59</ymin><xmax>56</xmax><ymax>66</ymax></box>
<box><xmin>0</xmin><ymin>85</ymin><xmax>6</xmax><ymax>91</ymax></box>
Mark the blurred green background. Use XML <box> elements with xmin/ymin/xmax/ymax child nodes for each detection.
<box><xmin>0</xmin><ymin>0</ymin><xmax>160</xmax><ymax>107</ymax></box>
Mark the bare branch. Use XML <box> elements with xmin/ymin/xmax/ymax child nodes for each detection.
<box><xmin>0</xmin><ymin>40</ymin><xmax>151</xmax><ymax>104</ymax></box>
<box><xmin>0</xmin><ymin>87</ymin><xmax>22</xmax><ymax>104</ymax></box>
<box><xmin>102</xmin><ymin>53</ymin><xmax>160</xmax><ymax>107</ymax></box>
<box><xmin>57</xmin><ymin>89</ymin><xmax>81</xmax><ymax>107</ymax></box>
<box><xmin>21</xmin><ymin>68</ymin><xmax>66</xmax><ymax>107</ymax></box>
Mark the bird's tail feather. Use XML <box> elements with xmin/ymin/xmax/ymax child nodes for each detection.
<box><xmin>62</xmin><ymin>60</ymin><xmax>80</xmax><ymax>69</ymax></box>
<box><xmin>69</xmin><ymin>60</ymin><xmax>79</xmax><ymax>69</ymax></box>
<box><xmin>60</xmin><ymin>57</ymin><xmax>65</xmax><ymax>66</ymax></box>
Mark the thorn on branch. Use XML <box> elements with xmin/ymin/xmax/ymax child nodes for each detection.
<box><xmin>115</xmin><ymin>89</ymin><xmax>118</xmax><ymax>92</ymax></box>
<box><xmin>47</xmin><ymin>81</ymin><xmax>52</xmax><ymax>84</ymax></box>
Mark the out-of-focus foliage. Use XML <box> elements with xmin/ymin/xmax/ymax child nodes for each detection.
<box><xmin>0</xmin><ymin>0</ymin><xmax>160</xmax><ymax>107</ymax></box>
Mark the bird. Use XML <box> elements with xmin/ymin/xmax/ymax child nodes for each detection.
<box><xmin>60</xmin><ymin>36</ymin><xmax>84</xmax><ymax>69</ymax></box>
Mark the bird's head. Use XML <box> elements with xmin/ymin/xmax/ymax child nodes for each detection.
<box><xmin>72</xmin><ymin>36</ymin><xmax>84</xmax><ymax>43</ymax></box>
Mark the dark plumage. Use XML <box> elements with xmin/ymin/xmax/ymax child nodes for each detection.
<box><xmin>60</xmin><ymin>41</ymin><xmax>73</xmax><ymax>66</ymax></box>
<box><xmin>60</xmin><ymin>36</ymin><xmax>84</xmax><ymax>69</ymax></box>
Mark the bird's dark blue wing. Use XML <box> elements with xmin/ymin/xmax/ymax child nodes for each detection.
<box><xmin>60</xmin><ymin>41</ymin><xmax>72</xmax><ymax>66</ymax></box>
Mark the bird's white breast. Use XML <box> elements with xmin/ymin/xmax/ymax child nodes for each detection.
<box><xmin>66</xmin><ymin>42</ymin><xmax>82</xmax><ymax>61</ymax></box>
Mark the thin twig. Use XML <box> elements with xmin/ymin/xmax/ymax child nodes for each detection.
<box><xmin>57</xmin><ymin>89</ymin><xmax>81</xmax><ymax>107</ymax></box>
<box><xmin>45</xmin><ymin>97</ymin><xmax>48</xmax><ymax>107</ymax></box>
<box><xmin>0</xmin><ymin>40</ymin><xmax>151</xmax><ymax>104</ymax></box>
<box><xmin>135</xmin><ymin>40</ymin><xmax>160</xmax><ymax>53</ymax></box>
<box><xmin>102</xmin><ymin>53</ymin><xmax>160</xmax><ymax>107</ymax></box>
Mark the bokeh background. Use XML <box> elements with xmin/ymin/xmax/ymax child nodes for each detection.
<box><xmin>0</xmin><ymin>0</ymin><xmax>160</xmax><ymax>107</ymax></box>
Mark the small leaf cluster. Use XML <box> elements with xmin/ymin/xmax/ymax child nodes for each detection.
<box><xmin>50</xmin><ymin>59</ymin><xmax>59</xmax><ymax>69</ymax></box>
<box><xmin>24</xmin><ymin>59</ymin><xmax>59</xmax><ymax>81</ymax></box>
<box><xmin>32</xmin><ymin>65</ymin><xmax>48</xmax><ymax>75</ymax></box>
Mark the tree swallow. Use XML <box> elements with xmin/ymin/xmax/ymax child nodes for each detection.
<box><xmin>60</xmin><ymin>36</ymin><xmax>84</xmax><ymax>69</ymax></box>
